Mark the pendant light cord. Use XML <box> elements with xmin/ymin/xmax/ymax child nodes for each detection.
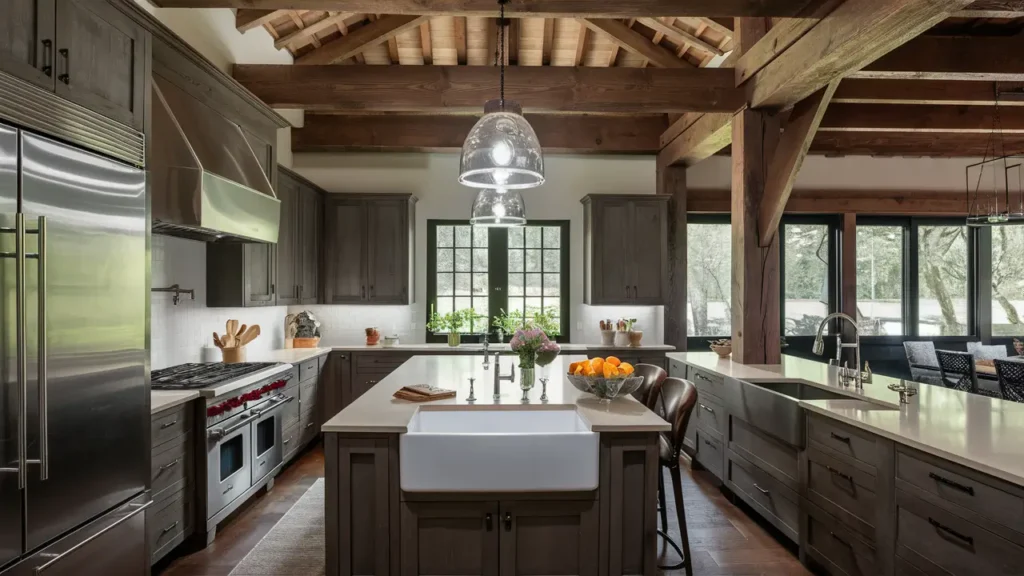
<box><xmin>494</xmin><ymin>0</ymin><xmax>507</xmax><ymax>109</ymax></box>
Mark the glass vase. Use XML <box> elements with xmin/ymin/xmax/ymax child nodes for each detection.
<box><xmin>520</xmin><ymin>367</ymin><xmax>535</xmax><ymax>392</ymax></box>
<box><xmin>447</xmin><ymin>333</ymin><xmax>461</xmax><ymax>347</ymax></box>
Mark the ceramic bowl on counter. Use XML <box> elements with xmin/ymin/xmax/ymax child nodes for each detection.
<box><xmin>381</xmin><ymin>335</ymin><xmax>400</xmax><ymax>348</ymax></box>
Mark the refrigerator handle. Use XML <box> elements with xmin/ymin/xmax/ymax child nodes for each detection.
<box><xmin>15</xmin><ymin>214</ymin><xmax>26</xmax><ymax>490</ymax></box>
<box><xmin>36</xmin><ymin>216</ymin><xmax>47</xmax><ymax>480</ymax></box>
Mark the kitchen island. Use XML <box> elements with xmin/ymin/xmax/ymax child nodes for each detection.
<box><xmin>321</xmin><ymin>354</ymin><xmax>669</xmax><ymax>576</ymax></box>
<box><xmin>668</xmin><ymin>352</ymin><xmax>1024</xmax><ymax>576</ymax></box>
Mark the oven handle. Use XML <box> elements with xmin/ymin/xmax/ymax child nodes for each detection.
<box><xmin>209</xmin><ymin>395</ymin><xmax>291</xmax><ymax>441</ymax></box>
<box><xmin>255</xmin><ymin>394</ymin><xmax>290</xmax><ymax>417</ymax></box>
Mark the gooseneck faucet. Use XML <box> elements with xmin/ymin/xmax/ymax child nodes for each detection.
<box><xmin>813</xmin><ymin>312</ymin><xmax>866</xmax><ymax>388</ymax></box>
<box><xmin>493</xmin><ymin>352</ymin><xmax>515</xmax><ymax>400</ymax></box>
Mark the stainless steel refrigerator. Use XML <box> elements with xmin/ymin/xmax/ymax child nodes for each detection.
<box><xmin>0</xmin><ymin>122</ymin><xmax>149</xmax><ymax>575</ymax></box>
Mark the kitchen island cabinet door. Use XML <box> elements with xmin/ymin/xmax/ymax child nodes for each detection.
<box><xmin>401</xmin><ymin>501</ymin><xmax>500</xmax><ymax>576</ymax></box>
<box><xmin>54</xmin><ymin>0</ymin><xmax>146</xmax><ymax>130</ymax></box>
<box><xmin>324</xmin><ymin>198</ymin><xmax>367</xmax><ymax>304</ymax></box>
<box><xmin>0</xmin><ymin>0</ymin><xmax>56</xmax><ymax>91</ymax></box>
<box><xmin>499</xmin><ymin>500</ymin><xmax>599</xmax><ymax>576</ymax></box>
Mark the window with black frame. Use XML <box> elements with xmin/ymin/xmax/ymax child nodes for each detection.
<box><xmin>856</xmin><ymin>221</ymin><xmax>906</xmax><ymax>336</ymax></box>
<box><xmin>687</xmin><ymin>216</ymin><xmax>732</xmax><ymax>339</ymax></box>
<box><xmin>780</xmin><ymin>218</ymin><xmax>837</xmax><ymax>336</ymax></box>
<box><xmin>427</xmin><ymin>221</ymin><xmax>570</xmax><ymax>342</ymax></box>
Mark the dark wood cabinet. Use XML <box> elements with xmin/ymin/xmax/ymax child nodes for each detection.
<box><xmin>0</xmin><ymin>0</ymin><xmax>145</xmax><ymax>130</ymax></box>
<box><xmin>401</xmin><ymin>501</ymin><xmax>500</xmax><ymax>576</ymax></box>
<box><xmin>54</xmin><ymin>0</ymin><xmax>146</xmax><ymax>130</ymax></box>
<box><xmin>299</xmin><ymin>184</ymin><xmax>321</xmax><ymax>304</ymax></box>
<box><xmin>0</xmin><ymin>0</ymin><xmax>56</xmax><ymax>91</ymax></box>
<box><xmin>582</xmin><ymin>194</ymin><xmax>669</xmax><ymax>306</ymax></box>
<box><xmin>399</xmin><ymin>500</ymin><xmax>597</xmax><ymax>576</ymax></box>
<box><xmin>276</xmin><ymin>167</ymin><xmax>323</xmax><ymax>305</ymax></box>
<box><xmin>206</xmin><ymin>242</ymin><xmax>276</xmax><ymax>307</ymax></box>
<box><xmin>324</xmin><ymin>194</ymin><xmax>416</xmax><ymax>305</ymax></box>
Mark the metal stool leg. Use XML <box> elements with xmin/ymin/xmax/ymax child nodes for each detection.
<box><xmin>657</xmin><ymin>465</ymin><xmax>691</xmax><ymax>573</ymax></box>
<box><xmin>657</xmin><ymin>466</ymin><xmax>668</xmax><ymax>532</ymax></box>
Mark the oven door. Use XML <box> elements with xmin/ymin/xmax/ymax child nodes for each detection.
<box><xmin>251</xmin><ymin>395</ymin><xmax>289</xmax><ymax>484</ymax></box>
<box><xmin>207</xmin><ymin>411</ymin><xmax>253</xmax><ymax>518</ymax></box>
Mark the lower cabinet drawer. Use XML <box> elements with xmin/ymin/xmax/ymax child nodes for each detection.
<box><xmin>805</xmin><ymin>502</ymin><xmax>877</xmax><ymax>576</ymax></box>
<box><xmin>895</xmin><ymin>555</ymin><xmax>928</xmax><ymax>576</ymax></box>
<box><xmin>281</xmin><ymin>387</ymin><xmax>299</xmax><ymax>429</ymax></box>
<box><xmin>726</xmin><ymin>453</ymin><xmax>799</xmax><ymax>541</ymax></box>
<box><xmin>299</xmin><ymin>406</ymin><xmax>318</xmax><ymax>443</ymax></box>
<box><xmin>151</xmin><ymin>406</ymin><xmax>190</xmax><ymax>449</ymax></box>
<box><xmin>298</xmin><ymin>377</ymin><xmax>317</xmax><ymax>411</ymax></box>
<box><xmin>151</xmin><ymin>433</ymin><xmax>190</xmax><ymax>502</ymax></box>
<box><xmin>282</xmin><ymin>421</ymin><xmax>300</xmax><ymax>462</ymax></box>
<box><xmin>806</xmin><ymin>448</ymin><xmax>877</xmax><ymax>540</ymax></box>
<box><xmin>148</xmin><ymin>490</ymin><xmax>192</xmax><ymax>564</ymax></box>
<box><xmin>897</xmin><ymin>489</ymin><xmax>1024</xmax><ymax>576</ymax></box>
<box><xmin>729</xmin><ymin>417</ymin><xmax>799</xmax><ymax>489</ymax></box>
<box><xmin>694</xmin><ymin>393</ymin><xmax>726</xmax><ymax>441</ymax></box>
<box><xmin>695</xmin><ymin>430</ymin><xmax>724</xmax><ymax>481</ymax></box>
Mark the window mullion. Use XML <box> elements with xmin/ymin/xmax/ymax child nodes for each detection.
<box><xmin>489</xmin><ymin>228</ymin><xmax>509</xmax><ymax>339</ymax></box>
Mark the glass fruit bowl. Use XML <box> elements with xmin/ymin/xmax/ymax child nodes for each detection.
<box><xmin>566</xmin><ymin>374</ymin><xmax>644</xmax><ymax>401</ymax></box>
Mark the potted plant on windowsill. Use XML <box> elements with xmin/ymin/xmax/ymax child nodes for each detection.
<box><xmin>493</xmin><ymin>309</ymin><xmax>525</xmax><ymax>343</ymax></box>
<box><xmin>427</xmin><ymin>306</ymin><xmax>473</xmax><ymax>347</ymax></box>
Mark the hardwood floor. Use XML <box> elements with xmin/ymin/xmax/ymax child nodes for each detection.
<box><xmin>155</xmin><ymin>444</ymin><xmax>808</xmax><ymax>576</ymax></box>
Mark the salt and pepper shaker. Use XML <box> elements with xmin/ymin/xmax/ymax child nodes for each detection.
<box><xmin>467</xmin><ymin>377</ymin><xmax>476</xmax><ymax>403</ymax></box>
<box><xmin>540</xmin><ymin>377</ymin><xmax>549</xmax><ymax>403</ymax></box>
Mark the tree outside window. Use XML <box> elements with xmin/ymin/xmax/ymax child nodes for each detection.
<box><xmin>917</xmin><ymin>225</ymin><xmax>968</xmax><ymax>336</ymax></box>
<box><xmin>687</xmin><ymin>223</ymin><xmax>731</xmax><ymax>337</ymax></box>
<box><xmin>992</xmin><ymin>226</ymin><xmax>1024</xmax><ymax>336</ymax></box>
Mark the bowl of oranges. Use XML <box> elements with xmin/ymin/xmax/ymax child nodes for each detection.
<box><xmin>566</xmin><ymin>356</ymin><xmax>642</xmax><ymax>401</ymax></box>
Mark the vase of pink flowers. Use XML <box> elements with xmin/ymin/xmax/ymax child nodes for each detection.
<box><xmin>510</xmin><ymin>327</ymin><xmax>561</xmax><ymax>392</ymax></box>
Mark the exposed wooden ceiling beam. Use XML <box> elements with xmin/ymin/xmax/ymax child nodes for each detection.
<box><xmin>293</xmin><ymin>113</ymin><xmax>666</xmax><ymax>153</ymax></box>
<box><xmin>819</xmin><ymin>103</ymin><xmax>1024</xmax><ymax>133</ymax></box>
<box><xmin>851</xmin><ymin>35</ymin><xmax>1024</xmax><ymax>81</ymax></box>
<box><xmin>637</xmin><ymin>17</ymin><xmax>723</xmax><ymax>56</ymax></box>
<box><xmin>834</xmin><ymin>79</ymin><xmax>1024</xmax><ymax>106</ymax></box>
<box><xmin>295</xmin><ymin>14</ymin><xmax>428</xmax><ymax>65</ymax></box>
<box><xmin>688</xmin><ymin>188</ymin><xmax>970</xmax><ymax>215</ymax></box>
<box><xmin>657</xmin><ymin>113</ymin><xmax>732</xmax><ymax>166</ymax></box>
<box><xmin>233</xmin><ymin>64</ymin><xmax>744</xmax><ymax>113</ymax></box>
<box><xmin>811</xmin><ymin>132</ymin><xmax>1024</xmax><ymax>156</ymax></box>
<box><xmin>236</xmin><ymin>9</ymin><xmax>285</xmax><ymax>31</ymax></box>
<box><xmin>734</xmin><ymin>0</ymin><xmax>842</xmax><ymax>85</ymax></box>
<box><xmin>957</xmin><ymin>0</ymin><xmax>1024</xmax><ymax>17</ymax></box>
<box><xmin>274</xmin><ymin>12</ymin><xmax>357</xmax><ymax>49</ymax></box>
<box><xmin>759</xmin><ymin>81</ymin><xmax>839</xmax><ymax>245</ymax></box>
<box><xmin>743</xmin><ymin>0</ymin><xmax>973</xmax><ymax>109</ymax></box>
<box><xmin>581</xmin><ymin>18</ymin><xmax>689</xmax><ymax>68</ymax></box>
<box><xmin>155</xmin><ymin>0</ymin><xmax>828</xmax><ymax>18</ymax></box>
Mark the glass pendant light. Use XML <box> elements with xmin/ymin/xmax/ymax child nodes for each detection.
<box><xmin>470</xmin><ymin>188</ymin><xmax>526</xmax><ymax>227</ymax></box>
<box><xmin>458</xmin><ymin>0</ymin><xmax>544</xmax><ymax>190</ymax></box>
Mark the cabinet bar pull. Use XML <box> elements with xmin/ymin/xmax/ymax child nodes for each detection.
<box><xmin>160</xmin><ymin>420</ymin><xmax>178</xmax><ymax>429</ymax></box>
<box><xmin>694</xmin><ymin>373</ymin><xmax>710</xmax><ymax>382</ymax></box>
<box><xmin>160</xmin><ymin>521</ymin><xmax>179</xmax><ymax>536</ymax></box>
<box><xmin>700</xmin><ymin>403</ymin><xmax>714</xmax><ymax>414</ymax></box>
<box><xmin>928</xmin><ymin>472</ymin><xmax>975</xmax><ymax>496</ymax></box>
<box><xmin>829</xmin><ymin>432</ymin><xmax>851</xmax><ymax>444</ymax></box>
<box><xmin>158</xmin><ymin>458</ymin><xmax>181</xmax><ymax>472</ymax></box>
<box><xmin>928</xmin><ymin>517</ymin><xmax>974</xmax><ymax>547</ymax></box>
<box><xmin>826</xmin><ymin>466</ymin><xmax>853</xmax><ymax>483</ymax></box>
<box><xmin>503</xmin><ymin>512</ymin><xmax>512</xmax><ymax>531</ymax></box>
<box><xmin>57</xmin><ymin>49</ymin><xmax>69</xmax><ymax>84</ymax></box>
<box><xmin>41</xmin><ymin>40</ymin><xmax>52</xmax><ymax>76</ymax></box>
<box><xmin>485</xmin><ymin>513</ymin><xmax>493</xmax><ymax>531</ymax></box>
<box><xmin>753</xmin><ymin>483</ymin><xmax>770</xmax><ymax>496</ymax></box>
<box><xmin>830</xmin><ymin>531</ymin><xmax>852</xmax><ymax>548</ymax></box>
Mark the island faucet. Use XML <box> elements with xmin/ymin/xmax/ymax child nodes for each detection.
<box><xmin>493</xmin><ymin>352</ymin><xmax>515</xmax><ymax>400</ymax></box>
<box><xmin>812</xmin><ymin>312</ymin><xmax>866</xmax><ymax>388</ymax></box>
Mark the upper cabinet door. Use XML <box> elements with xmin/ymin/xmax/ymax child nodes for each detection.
<box><xmin>366</xmin><ymin>199</ymin><xmax>409</xmax><ymax>304</ymax></box>
<box><xmin>244</xmin><ymin>242</ymin><xmax>276</xmax><ymax>306</ymax></box>
<box><xmin>0</xmin><ymin>0</ymin><xmax>56</xmax><ymax>91</ymax></box>
<box><xmin>54</xmin><ymin>0</ymin><xmax>145</xmax><ymax>130</ymax></box>
<box><xmin>275</xmin><ymin>177</ymin><xmax>300</xmax><ymax>306</ymax></box>
<box><xmin>631</xmin><ymin>200</ymin><xmax>667</xmax><ymax>305</ymax></box>
<box><xmin>324</xmin><ymin>199</ymin><xmax>366</xmax><ymax>304</ymax></box>
<box><xmin>299</xmin><ymin>186</ymin><xmax>321</xmax><ymax>304</ymax></box>
<box><xmin>594</xmin><ymin>200</ymin><xmax>633</xmax><ymax>305</ymax></box>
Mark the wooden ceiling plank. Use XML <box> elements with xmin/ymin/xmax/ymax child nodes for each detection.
<box><xmin>430</xmin><ymin>16</ymin><xmax>457</xmax><ymax>66</ymax></box>
<box><xmin>687</xmin><ymin>17</ymin><xmax>733</xmax><ymax>38</ymax></box>
<box><xmin>758</xmin><ymin>80</ymin><xmax>839</xmax><ymax>245</ymax></box>
<box><xmin>582</xmin><ymin>18</ymin><xmax>689</xmax><ymax>68</ymax></box>
<box><xmin>746</xmin><ymin>0</ymin><xmax>974</xmax><ymax>109</ymax></box>
<box><xmin>454</xmin><ymin>16</ymin><xmax>468</xmax><ymax>64</ymax></box>
<box><xmin>542</xmin><ymin>18</ymin><xmax>555</xmax><ymax>65</ymax></box>
<box><xmin>293</xmin><ymin>112</ymin><xmax>667</xmax><ymax>153</ymax></box>
<box><xmin>850</xmin><ymin>35</ymin><xmax>1024</xmax><ymax>81</ymax></box>
<box><xmin>657</xmin><ymin>112</ymin><xmax>732</xmax><ymax>166</ymax></box>
<box><xmin>233</xmin><ymin>64</ymin><xmax>745</xmax><ymax>113</ymax></box>
<box><xmin>274</xmin><ymin>11</ymin><xmax>353</xmax><ymax>49</ymax></box>
<box><xmin>574</xmin><ymin>20</ymin><xmax>587</xmax><ymax>66</ymax></box>
<box><xmin>958</xmin><ymin>0</ymin><xmax>1024</xmax><ymax>18</ymax></box>
<box><xmin>155</xmin><ymin>0</ymin><xmax>841</xmax><ymax>19</ymax></box>
<box><xmin>810</xmin><ymin>132</ymin><xmax>1024</xmax><ymax>157</ymax></box>
<box><xmin>296</xmin><ymin>14</ymin><xmax>428</xmax><ymax>65</ymax></box>
<box><xmin>236</xmin><ymin>9</ymin><xmax>285</xmax><ymax>31</ymax></box>
<box><xmin>466</xmin><ymin>16</ymin><xmax>489</xmax><ymax>65</ymax></box>
<box><xmin>820</xmin><ymin>102</ymin><xmax>1024</xmax><ymax>133</ymax></box>
<box><xmin>834</xmin><ymin>78</ymin><xmax>1024</xmax><ymax>106</ymax></box>
<box><xmin>420</xmin><ymin>21</ymin><xmax>433</xmax><ymax>64</ymax></box>
<box><xmin>638</xmin><ymin>17</ymin><xmax>723</xmax><ymax>56</ymax></box>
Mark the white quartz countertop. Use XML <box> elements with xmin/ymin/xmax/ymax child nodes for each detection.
<box><xmin>667</xmin><ymin>352</ymin><xmax>1024</xmax><ymax>486</ymax></box>
<box><xmin>327</xmin><ymin>343</ymin><xmax>675</xmax><ymax>352</ymax></box>
<box><xmin>322</xmin><ymin>354</ymin><xmax>670</xmax><ymax>434</ymax></box>
<box><xmin>151</xmin><ymin>390</ymin><xmax>200</xmax><ymax>415</ymax></box>
<box><xmin>243</xmin><ymin>347</ymin><xmax>333</xmax><ymax>364</ymax></box>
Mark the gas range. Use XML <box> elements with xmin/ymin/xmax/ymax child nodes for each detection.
<box><xmin>152</xmin><ymin>362</ymin><xmax>281</xmax><ymax>390</ymax></box>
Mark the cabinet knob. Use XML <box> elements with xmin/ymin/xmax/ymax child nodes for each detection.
<box><xmin>485</xmin><ymin>513</ymin><xmax>493</xmax><ymax>531</ymax></box>
<box><xmin>503</xmin><ymin>512</ymin><xmax>512</xmax><ymax>531</ymax></box>
<box><xmin>58</xmin><ymin>48</ymin><xmax>69</xmax><ymax>85</ymax></box>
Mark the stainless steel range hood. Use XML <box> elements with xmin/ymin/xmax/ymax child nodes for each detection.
<box><xmin>150</xmin><ymin>75</ymin><xmax>279</xmax><ymax>243</ymax></box>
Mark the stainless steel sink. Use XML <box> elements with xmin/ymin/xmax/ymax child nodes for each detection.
<box><xmin>724</xmin><ymin>378</ymin><xmax>851</xmax><ymax>449</ymax></box>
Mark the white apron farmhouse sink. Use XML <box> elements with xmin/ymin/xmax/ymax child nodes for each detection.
<box><xmin>399</xmin><ymin>408</ymin><xmax>599</xmax><ymax>492</ymax></box>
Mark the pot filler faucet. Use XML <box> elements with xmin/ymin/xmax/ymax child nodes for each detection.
<box><xmin>813</xmin><ymin>312</ymin><xmax>869</xmax><ymax>388</ymax></box>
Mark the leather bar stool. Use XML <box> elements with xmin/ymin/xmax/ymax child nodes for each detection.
<box><xmin>631</xmin><ymin>363</ymin><xmax>668</xmax><ymax>414</ymax></box>
<box><xmin>655</xmin><ymin>377</ymin><xmax>698</xmax><ymax>575</ymax></box>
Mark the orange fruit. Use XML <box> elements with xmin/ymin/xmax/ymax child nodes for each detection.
<box><xmin>585</xmin><ymin>364</ymin><xmax>597</xmax><ymax>376</ymax></box>
<box><xmin>590</xmin><ymin>357</ymin><xmax>604</xmax><ymax>372</ymax></box>
<box><xmin>603</xmin><ymin>363</ymin><xmax>620</xmax><ymax>378</ymax></box>
<box><xmin>605</xmin><ymin>356</ymin><xmax>622</xmax><ymax>367</ymax></box>
<box><xmin>568</xmin><ymin>361</ymin><xmax>579</xmax><ymax>374</ymax></box>
<box><xmin>619</xmin><ymin>362</ymin><xmax>635</xmax><ymax>376</ymax></box>
<box><xmin>574</xmin><ymin>363</ymin><xmax>586</xmax><ymax>375</ymax></box>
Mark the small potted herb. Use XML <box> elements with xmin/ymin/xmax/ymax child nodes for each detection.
<box><xmin>492</xmin><ymin>309</ymin><xmax>525</xmax><ymax>343</ymax></box>
<box><xmin>426</xmin><ymin>306</ymin><xmax>473</xmax><ymax>347</ymax></box>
